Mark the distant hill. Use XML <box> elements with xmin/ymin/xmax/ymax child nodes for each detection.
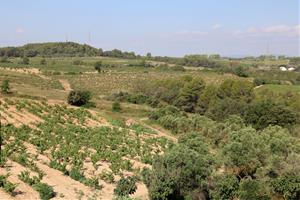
<box><xmin>0</xmin><ymin>42</ymin><xmax>101</xmax><ymax>57</ymax></box>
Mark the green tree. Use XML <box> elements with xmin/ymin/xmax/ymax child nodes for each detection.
<box><xmin>21</xmin><ymin>56</ymin><xmax>30</xmax><ymax>65</ymax></box>
<box><xmin>94</xmin><ymin>61</ymin><xmax>102</xmax><ymax>73</ymax></box>
<box><xmin>40</xmin><ymin>58</ymin><xmax>47</xmax><ymax>65</ymax></box>
<box><xmin>147</xmin><ymin>141</ymin><xmax>213</xmax><ymax>200</ymax></box>
<box><xmin>271</xmin><ymin>173</ymin><xmax>300</xmax><ymax>200</ymax></box>
<box><xmin>238</xmin><ymin>178</ymin><xmax>269</xmax><ymax>200</ymax></box>
<box><xmin>67</xmin><ymin>90</ymin><xmax>92</xmax><ymax>106</ymax></box>
<box><xmin>217</xmin><ymin>79</ymin><xmax>254</xmax><ymax>102</ymax></box>
<box><xmin>112</xmin><ymin>101</ymin><xmax>121</xmax><ymax>112</ymax></box>
<box><xmin>222</xmin><ymin>127</ymin><xmax>268</xmax><ymax>177</ymax></box>
<box><xmin>196</xmin><ymin>85</ymin><xmax>218</xmax><ymax>114</ymax></box>
<box><xmin>0</xmin><ymin>56</ymin><xmax>8</xmax><ymax>63</ymax></box>
<box><xmin>175</xmin><ymin>78</ymin><xmax>205</xmax><ymax>112</ymax></box>
<box><xmin>146</xmin><ymin>52</ymin><xmax>152</xmax><ymax>58</ymax></box>
<box><xmin>1</xmin><ymin>80</ymin><xmax>10</xmax><ymax>94</ymax></box>
<box><xmin>245</xmin><ymin>100</ymin><xmax>299</xmax><ymax>129</ymax></box>
<box><xmin>210</xmin><ymin>174</ymin><xmax>239</xmax><ymax>200</ymax></box>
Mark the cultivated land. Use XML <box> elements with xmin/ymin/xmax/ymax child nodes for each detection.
<box><xmin>0</xmin><ymin>43</ymin><xmax>300</xmax><ymax>200</ymax></box>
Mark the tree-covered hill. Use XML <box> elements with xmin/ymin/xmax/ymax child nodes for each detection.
<box><xmin>0</xmin><ymin>42</ymin><xmax>101</xmax><ymax>57</ymax></box>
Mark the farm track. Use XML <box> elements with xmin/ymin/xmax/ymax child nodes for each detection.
<box><xmin>138</xmin><ymin>118</ymin><xmax>177</xmax><ymax>142</ymax></box>
<box><xmin>58</xmin><ymin>79</ymin><xmax>72</xmax><ymax>91</ymax></box>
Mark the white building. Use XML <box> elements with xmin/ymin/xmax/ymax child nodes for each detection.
<box><xmin>288</xmin><ymin>67</ymin><xmax>295</xmax><ymax>71</ymax></box>
<box><xmin>279</xmin><ymin>66</ymin><xmax>287</xmax><ymax>71</ymax></box>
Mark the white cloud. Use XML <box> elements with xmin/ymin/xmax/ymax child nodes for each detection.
<box><xmin>234</xmin><ymin>24</ymin><xmax>300</xmax><ymax>37</ymax></box>
<box><xmin>16</xmin><ymin>28</ymin><xmax>24</xmax><ymax>34</ymax></box>
<box><xmin>212</xmin><ymin>24</ymin><xmax>222</xmax><ymax>30</ymax></box>
<box><xmin>175</xmin><ymin>30</ymin><xmax>208</xmax><ymax>36</ymax></box>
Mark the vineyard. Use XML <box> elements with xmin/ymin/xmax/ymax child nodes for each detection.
<box><xmin>0</xmin><ymin>98</ymin><xmax>172</xmax><ymax>199</ymax></box>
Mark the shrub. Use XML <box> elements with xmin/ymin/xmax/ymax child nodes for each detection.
<box><xmin>67</xmin><ymin>90</ymin><xmax>92</xmax><ymax>106</ymax></box>
<box><xmin>148</xmin><ymin>145</ymin><xmax>214</xmax><ymax>199</ymax></box>
<box><xmin>114</xmin><ymin>176</ymin><xmax>137</xmax><ymax>197</ymax></box>
<box><xmin>141</xmin><ymin>168</ymin><xmax>152</xmax><ymax>187</ymax></box>
<box><xmin>1</xmin><ymin>80</ymin><xmax>10</xmax><ymax>94</ymax></box>
<box><xmin>238</xmin><ymin>178</ymin><xmax>269</xmax><ymax>200</ymax></box>
<box><xmin>33</xmin><ymin>182</ymin><xmax>55</xmax><ymax>200</ymax></box>
<box><xmin>40</xmin><ymin>58</ymin><xmax>47</xmax><ymax>65</ymax></box>
<box><xmin>94</xmin><ymin>61</ymin><xmax>102</xmax><ymax>73</ymax></box>
<box><xmin>0</xmin><ymin>175</ymin><xmax>17</xmax><ymax>195</ymax></box>
<box><xmin>21</xmin><ymin>57</ymin><xmax>30</xmax><ymax>65</ymax></box>
<box><xmin>112</xmin><ymin>101</ymin><xmax>121</xmax><ymax>112</ymax></box>
<box><xmin>245</xmin><ymin>100</ymin><xmax>299</xmax><ymax>129</ymax></box>
<box><xmin>271</xmin><ymin>173</ymin><xmax>300</xmax><ymax>200</ymax></box>
<box><xmin>72</xmin><ymin>60</ymin><xmax>84</xmax><ymax>65</ymax></box>
<box><xmin>69</xmin><ymin>167</ymin><xmax>85</xmax><ymax>181</ymax></box>
<box><xmin>254</xmin><ymin>78</ymin><xmax>266</xmax><ymax>86</ymax></box>
<box><xmin>210</xmin><ymin>174</ymin><xmax>239</xmax><ymax>200</ymax></box>
<box><xmin>0</xmin><ymin>56</ymin><xmax>9</xmax><ymax>63</ymax></box>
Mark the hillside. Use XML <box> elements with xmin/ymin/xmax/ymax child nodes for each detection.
<box><xmin>0</xmin><ymin>54</ymin><xmax>299</xmax><ymax>199</ymax></box>
<box><xmin>0</xmin><ymin>42</ymin><xmax>100</xmax><ymax>57</ymax></box>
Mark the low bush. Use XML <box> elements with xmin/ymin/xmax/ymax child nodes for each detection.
<box><xmin>33</xmin><ymin>182</ymin><xmax>55</xmax><ymax>200</ymax></box>
<box><xmin>67</xmin><ymin>90</ymin><xmax>92</xmax><ymax>106</ymax></box>
<box><xmin>112</xmin><ymin>101</ymin><xmax>121</xmax><ymax>112</ymax></box>
<box><xmin>114</xmin><ymin>176</ymin><xmax>137</xmax><ymax>197</ymax></box>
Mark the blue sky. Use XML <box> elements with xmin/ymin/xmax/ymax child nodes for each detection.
<box><xmin>0</xmin><ymin>0</ymin><xmax>299</xmax><ymax>56</ymax></box>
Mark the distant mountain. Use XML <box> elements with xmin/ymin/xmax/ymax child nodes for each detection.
<box><xmin>0</xmin><ymin>42</ymin><xmax>101</xmax><ymax>57</ymax></box>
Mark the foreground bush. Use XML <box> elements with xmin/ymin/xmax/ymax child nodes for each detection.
<box><xmin>1</xmin><ymin>80</ymin><xmax>10</xmax><ymax>94</ymax></box>
<box><xmin>147</xmin><ymin>134</ymin><xmax>214</xmax><ymax>199</ymax></box>
<box><xmin>67</xmin><ymin>90</ymin><xmax>92</xmax><ymax>106</ymax></box>
<box><xmin>114</xmin><ymin>176</ymin><xmax>137</xmax><ymax>197</ymax></box>
<box><xmin>112</xmin><ymin>101</ymin><xmax>121</xmax><ymax>112</ymax></box>
<box><xmin>33</xmin><ymin>182</ymin><xmax>55</xmax><ymax>200</ymax></box>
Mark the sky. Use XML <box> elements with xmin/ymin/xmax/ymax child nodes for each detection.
<box><xmin>0</xmin><ymin>0</ymin><xmax>299</xmax><ymax>57</ymax></box>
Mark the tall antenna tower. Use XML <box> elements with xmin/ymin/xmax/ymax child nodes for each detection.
<box><xmin>65</xmin><ymin>34</ymin><xmax>68</xmax><ymax>42</ymax></box>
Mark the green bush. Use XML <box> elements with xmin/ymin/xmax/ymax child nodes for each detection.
<box><xmin>72</xmin><ymin>60</ymin><xmax>84</xmax><ymax>65</ymax></box>
<box><xmin>210</xmin><ymin>175</ymin><xmax>239</xmax><ymax>200</ymax></box>
<box><xmin>112</xmin><ymin>101</ymin><xmax>121</xmax><ymax>112</ymax></box>
<box><xmin>33</xmin><ymin>182</ymin><xmax>55</xmax><ymax>200</ymax></box>
<box><xmin>148</xmin><ymin>144</ymin><xmax>214</xmax><ymax>199</ymax></box>
<box><xmin>0</xmin><ymin>56</ymin><xmax>9</xmax><ymax>63</ymax></box>
<box><xmin>1</xmin><ymin>80</ymin><xmax>10</xmax><ymax>94</ymax></box>
<box><xmin>114</xmin><ymin>176</ymin><xmax>137</xmax><ymax>197</ymax></box>
<box><xmin>271</xmin><ymin>173</ymin><xmax>300</xmax><ymax>200</ymax></box>
<box><xmin>67</xmin><ymin>90</ymin><xmax>92</xmax><ymax>106</ymax></box>
<box><xmin>40</xmin><ymin>58</ymin><xmax>47</xmax><ymax>65</ymax></box>
<box><xmin>0</xmin><ymin>175</ymin><xmax>17</xmax><ymax>195</ymax></box>
<box><xmin>94</xmin><ymin>61</ymin><xmax>102</xmax><ymax>72</ymax></box>
<box><xmin>69</xmin><ymin>167</ymin><xmax>85</xmax><ymax>181</ymax></box>
<box><xmin>20</xmin><ymin>57</ymin><xmax>30</xmax><ymax>64</ymax></box>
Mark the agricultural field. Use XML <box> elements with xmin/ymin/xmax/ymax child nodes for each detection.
<box><xmin>0</xmin><ymin>44</ymin><xmax>300</xmax><ymax>200</ymax></box>
<box><xmin>0</xmin><ymin>97</ymin><xmax>172</xmax><ymax>199</ymax></box>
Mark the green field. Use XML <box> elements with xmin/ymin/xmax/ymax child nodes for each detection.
<box><xmin>257</xmin><ymin>84</ymin><xmax>300</xmax><ymax>94</ymax></box>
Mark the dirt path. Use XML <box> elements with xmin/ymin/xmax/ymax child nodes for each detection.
<box><xmin>138</xmin><ymin>118</ymin><xmax>177</xmax><ymax>142</ymax></box>
<box><xmin>254</xmin><ymin>85</ymin><xmax>263</xmax><ymax>89</ymax></box>
<box><xmin>59</xmin><ymin>79</ymin><xmax>72</xmax><ymax>91</ymax></box>
<box><xmin>0</xmin><ymin>188</ymin><xmax>16</xmax><ymax>200</ymax></box>
<box><xmin>0</xmin><ymin>67</ymin><xmax>50</xmax><ymax>80</ymax></box>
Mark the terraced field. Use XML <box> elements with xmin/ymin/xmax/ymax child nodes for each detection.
<box><xmin>0</xmin><ymin>98</ymin><xmax>172</xmax><ymax>199</ymax></box>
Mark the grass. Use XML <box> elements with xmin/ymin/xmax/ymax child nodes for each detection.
<box><xmin>257</xmin><ymin>84</ymin><xmax>300</xmax><ymax>94</ymax></box>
